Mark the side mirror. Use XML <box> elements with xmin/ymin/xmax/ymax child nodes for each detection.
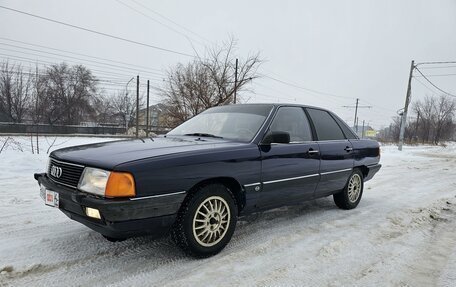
<box><xmin>262</xmin><ymin>131</ymin><xmax>290</xmax><ymax>144</ymax></box>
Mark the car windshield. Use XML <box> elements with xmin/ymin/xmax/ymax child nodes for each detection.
<box><xmin>168</xmin><ymin>104</ymin><xmax>273</xmax><ymax>142</ymax></box>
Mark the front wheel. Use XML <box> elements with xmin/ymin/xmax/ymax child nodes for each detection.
<box><xmin>333</xmin><ymin>169</ymin><xmax>364</xmax><ymax>210</ymax></box>
<box><xmin>171</xmin><ymin>183</ymin><xmax>237</xmax><ymax>257</ymax></box>
<box><xmin>102</xmin><ymin>235</ymin><xmax>126</xmax><ymax>242</ymax></box>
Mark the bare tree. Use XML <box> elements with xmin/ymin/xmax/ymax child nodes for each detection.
<box><xmin>379</xmin><ymin>95</ymin><xmax>456</xmax><ymax>144</ymax></box>
<box><xmin>0</xmin><ymin>61</ymin><xmax>33</xmax><ymax>123</ymax></box>
<box><xmin>92</xmin><ymin>93</ymin><xmax>115</xmax><ymax>124</ymax></box>
<box><xmin>160</xmin><ymin>38</ymin><xmax>262</xmax><ymax>127</ymax></box>
<box><xmin>110</xmin><ymin>89</ymin><xmax>144</xmax><ymax>131</ymax></box>
<box><xmin>38</xmin><ymin>63</ymin><xmax>97</xmax><ymax>125</ymax></box>
<box><xmin>413</xmin><ymin>96</ymin><xmax>436</xmax><ymax>143</ymax></box>
<box><xmin>12</xmin><ymin>67</ymin><xmax>33</xmax><ymax>123</ymax></box>
<box><xmin>432</xmin><ymin>95</ymin><xmax>455</xmax><ymax>144</ymax></box>
<box><xmin>0</xmin><ymin>61</ymin><xmax>14</xmax><ymax>122</ymax></box>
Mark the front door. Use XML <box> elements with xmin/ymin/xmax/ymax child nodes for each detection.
<box><xmin>258</xmin><ymin>106</ymin><xmax>320</xmax><ymax>209</ymax></box>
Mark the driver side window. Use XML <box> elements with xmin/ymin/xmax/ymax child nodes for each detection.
<box><xmin>269</xmin><ymin>107</ymin><xmax>313</xmax><ymax>142</ymax></box>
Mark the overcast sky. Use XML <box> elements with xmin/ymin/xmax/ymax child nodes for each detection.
<box><xmin>1</xmin><ymin>0</ymin><xmax>456</xmax><ymax>128</ymax></box>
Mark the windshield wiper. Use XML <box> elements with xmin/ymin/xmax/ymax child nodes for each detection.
<box><xmin>183</xmin><ymin>133</ymin><xmax>223</xmax><ymax>139</ymax></box>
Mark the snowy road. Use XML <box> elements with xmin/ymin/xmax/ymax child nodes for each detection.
<box><xmin>1</xmin><ymin>138</ymin><xmax>456</xmax><ymax>287</ymax></box>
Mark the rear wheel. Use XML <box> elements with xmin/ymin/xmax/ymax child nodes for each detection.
<box><xmin>333</xmin><ymin>169</ymin><xmax>364</xmax><ymax>210</ymax></box>
<box><xmin>171</xmin><ymin>183</ymin><xmax>237</xmax><ymax>257</ymax></box>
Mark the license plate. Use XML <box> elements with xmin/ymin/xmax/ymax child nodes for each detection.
<box><xmin>41</xmin><ymin>185</ymin><xmax>59</xmax><ymax>208</ymax></box>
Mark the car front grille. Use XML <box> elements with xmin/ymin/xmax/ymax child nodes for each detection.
<box><xmin>48</xmin><ymin>158</ymin><xmax>85</xmax><ymax>188</ymax></box>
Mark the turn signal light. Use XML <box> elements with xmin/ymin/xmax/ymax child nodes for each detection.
<box><xmin>105</xmin><ymin>172</ymin><xmax>136</xmax><ymax>198</ymax></box>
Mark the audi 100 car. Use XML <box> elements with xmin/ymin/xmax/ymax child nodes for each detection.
<box><xmin>35</xmin><ymin>104</ymin><xmax>381</xmax><ymax>257</ymax></box>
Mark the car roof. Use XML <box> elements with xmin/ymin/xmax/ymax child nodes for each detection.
<box><xmin>228</xmin><ymin>103</ymin><xmax>332</xmax><ymax>113</ymax></box>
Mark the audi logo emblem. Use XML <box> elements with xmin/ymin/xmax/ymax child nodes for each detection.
<box><xmin>50</xmin><ymin>165</ymin><xmax>63</xmax><ymax>178</ymax></box>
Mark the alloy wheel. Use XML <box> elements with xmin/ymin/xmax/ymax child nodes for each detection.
<box><xmin>347</xmin><ymin>174</ymin><xmax>362</xmax><ymax>203</ymax></box>
<box><xmin>192</xmin><ymin>196</ymin><xmax>231</xmax><ymax>247</ymax></box>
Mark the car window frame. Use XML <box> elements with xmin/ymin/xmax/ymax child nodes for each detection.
<box><xmin>304</xmin><ymin>108</ymin><xmax>348</xmax><ymax>142</ymax></box>
<box><xmin>331</xmin><ymin>113</ymin><xmax>359</xmax><ymax>140</ymax></box>
<box><xmin>261</xmin><ymin>106</ymin><xmax>316</xmax><ymax>145</ymax></box>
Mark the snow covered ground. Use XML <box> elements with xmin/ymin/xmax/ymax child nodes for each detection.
<box><xmin>0</xmin><ymin>137</ymin><xmax>455</xmax><ymax>287</ymax></box>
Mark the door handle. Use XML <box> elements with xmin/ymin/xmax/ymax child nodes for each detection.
<box><xmin>344</xmin><ymin>146</ymin><xmax>353</xmax><ymax>152</ymax></box>
<box><xmin>307</xmin><ymin>149</ymin><xmax>320</xmax><ymax>154</ymax></box>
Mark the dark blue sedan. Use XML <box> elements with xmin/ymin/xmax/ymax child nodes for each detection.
<box><xmin>35</xmin><ymin>104</ymin><xmax>381</xmax><ymax>257</ymax></box>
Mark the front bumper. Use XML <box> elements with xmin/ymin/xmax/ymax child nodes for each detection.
<box><xmin>34</xmin><ymin>173</ymin><xmax>186</xmax><ymax>239</ymax></box>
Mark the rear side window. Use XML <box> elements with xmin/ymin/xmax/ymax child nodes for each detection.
<box><xmin>269</xmin><ymin>107</ymin><xmax>313</xmax><ymax>142</ymax></box>
<box><xmin>332</xmin><ymin>115</ymin><xmax>358</xmax><ymax>139</ymax></box>
<box><xmin>306</xmin><ymin>108</ymin><xmax>346</xmax><ymax>141</ymax></box>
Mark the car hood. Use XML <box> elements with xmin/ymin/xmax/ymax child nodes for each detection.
<box><xmin>50</xmin><ymin>136</ymin><xmax>249</xmax><ymax>170</ymax></box>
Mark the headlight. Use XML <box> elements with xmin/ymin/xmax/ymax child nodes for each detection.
<box><xmin>78</xmin><ymin>167</ymin><xmax>136</xmax><ymax>198</ymax></box>
<box><xmin>78</xmin><ymin>167</ymin><xmax>110</xmax><ymax>196</ymax></box>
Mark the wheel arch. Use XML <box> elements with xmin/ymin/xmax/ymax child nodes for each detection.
<box><xmin>185</xmin><ymin>177</ymin><xmax>245</xmax><ymax>214</ymax></box>
<box><xmin>354</xmin><ymin>165</ymin><xmax>368</xmax><ymax>178</ymax></box>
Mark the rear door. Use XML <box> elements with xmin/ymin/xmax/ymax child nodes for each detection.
<box><xmin>258</xmin><ymin>106</ymin><xmax>320</xmax><ymax>209</ymax></box>
<box><xmin>306</xmin><ymin>108</ymin><xmax>355</xmax><ymax>197</ymax></box>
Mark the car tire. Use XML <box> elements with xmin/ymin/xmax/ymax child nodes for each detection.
<box><xmin>102</xmin><ymin>235</ymin><xmax>126</xmax><ymax>242</ymax></box>
<box><xmin>333</xmin><ymin>169</ymin><xmax>364</xmax><ymax>210</ymax></box>
<box><xmin>171</xmin><ymin>183</ymin><xmax>237</xmax><ymax>258</ymax></box>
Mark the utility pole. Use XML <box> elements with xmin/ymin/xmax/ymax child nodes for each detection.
<box><xmin>362</xmin><ymin>120</ymin><xmax>365</xmax><ymax>139</ymax></box>
<box><xmin>398</xmin><ymin>60</ymin><xmax>415</xmax><ymax>151</ymax></box>
<box><xmin>146</xmin><ymin>80</ymin><xmax>150</xmax><ymax>137</ymax></box>
<box><xmin>136</xmin><ymin>75</ymin><xmax>139</xmax><ymax>138</ymax></box>
<box><xmin>124</xmin><ymin>77</ymin><xmax>135</xmax><ymax>133</ymax></box>
<box><xmin>354</xmin><ymin>98</ymin><xmax>359</xmax><ymax>130</ymax></box>
<box><xmin>234</xmin><ymin>58</ymin><xmax>238</xmax><ymax>104</ymax></box>
<box><xmin>35</xmin><ymin>65</ymin><xmax>39</xmax><ymax>154</ymax></box>
<box><xmin>342</xmin><ymin>98</ymin><xmax>371</xmax><ymax>133</ymax></box>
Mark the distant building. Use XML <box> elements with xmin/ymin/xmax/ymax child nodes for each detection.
<box><xmin>353</xmin><ymin>125</ymin><xmax>377</xmax><ymax>138</ymax></box>
<box><xmin>138</xmin><ymin>103</ymin><xmax>170</xmax><ymax>133</ymax></box>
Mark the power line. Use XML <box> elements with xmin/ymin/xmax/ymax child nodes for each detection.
<box><xmin>419</xmin><ymin>65</ymin><xmax>456</xmax><ymax>70</ymax></box>
<box><xmin>114</xmin><ymin>0</ymin><xmax>203</xmax><ymax>60</ymax></box>
<box><xmin>254</xmin><ymin>82</ymin><xmax>304</xmax><ymax>101</ymax></box>
<box><xmin>128</xmin><ymin>0</ymin><xmax>211</xmax><ymax>44</ymax></box>
<box><xmin>0</xmin><ymin>37</ymin><xmax>164</xmax><ymax>72</ymax></box>
<box><xmin>0</xmin><ymin>68</ymin><xmax>162</xmax><ymax>88</ymax></box>
<box><xmin>0</xmin><ymin>42</ymin><xmax>164</xmax><ymax>76</ymax></box>
<box><xmin>253</xmin><ymin>81</ymin><xmax>348</xmax><ymax>109</ymax></box>
<box><xmin>115</xmin><ymin>0</ymin><xmax>204</xmax><ymax>47</ymax></box>
<box><xmin>359</xmin><ymin>99</ymin><xmax>398</xmax><ymax>113</ymax></box>
<box><xmin>259</xmin><ymin>74</ymin><xmax>354</xmax><ymax>100</ymax></box>
<box><xmin>0</xmin><ymin>53</ymin><xmax>162</xmax><ymax>80</ymax></box>
<box><xmin>0</xmin><ymin>5</ymin><xmax>196</xmax><ymax>58</ymax></box>
<box><xmin>414</xmin><ymin>67</ymin><xmax>456</xmax><ymax>98</ymax></box>
<box><xmin>0</xmin><ymin>44</ymin><xmax>166</xmax><ymax>78</ymax></box>
<box><xmin>0</xmin><ymin>59</ymin><xmax>151</xmax><ymax>81</ymax></box>
<box><xmin>416</xmin><ymin>61</ymin><xmax>456</xmax><ymax>66</ymax></box>
<box><xmin>414</xmin><ymin>73</ymin><xmax>456</xmax><ymax>78</ymax></box>
<box><xmin>251</xmin><ymin>91</ymin><xmax>298</xmax><ymax>102</ymax></box>
<box><xmin>412</xmin><ymin>76</ymin><xmax>438</xmax><ymax>95</ymax></box>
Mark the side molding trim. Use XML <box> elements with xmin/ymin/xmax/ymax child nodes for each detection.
<box><xmin>263</xmin><ymin>174</ymin><xmax>320</xmax><ymax>185</ymax></box>
<box><xmin>320</xmin><ymin>168</ymin><xmax>352</xmax><ymax>176</ymax></box>
<box><xmin>130</xmin><ymin>190</ymin><xmax>187</xmax><ymax>201</ymax></box>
